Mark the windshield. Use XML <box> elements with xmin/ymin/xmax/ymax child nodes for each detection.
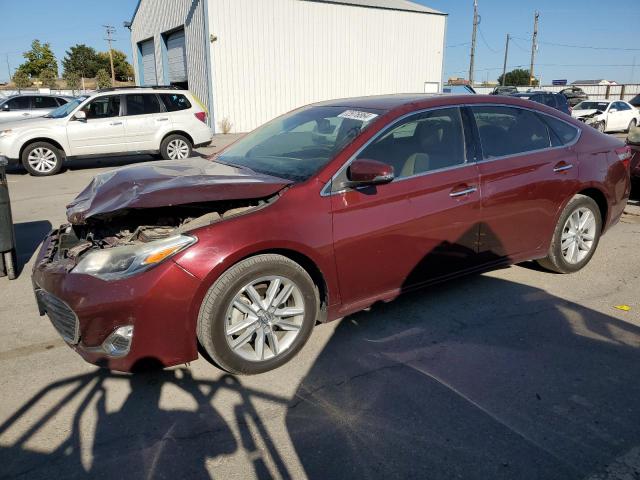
<box><xmin>215</xmin><ymin>106</ymin><xmax>384</xmax><ymax>182</ymax></box>
<box><xmin>44</xmin><ymin>98</ymin><xmax>86</xmax><ymax>118</ymax></box>
<box><xmin>574</xmin><ymin>101</ymin><xmax>609</xmax><ymax>111</ymax></box>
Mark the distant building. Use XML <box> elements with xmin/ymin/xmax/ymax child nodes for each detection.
<box><xmin>571</xmin><ymin>79</ymin><xmax>618</xmax><ymax>86</ymax></box>
<box><xmin>447</xmin><ymin>77</ymin><xmax>470</xmax><ymax>86</ymax></box>
<box><xmin>130</xmin><ymin>0</ymin><xmax>447</xmax><ymax>133</ymax></box>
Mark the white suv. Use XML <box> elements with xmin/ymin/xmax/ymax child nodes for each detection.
<box><xmin>0</xmin><ymin>87</ymin><xmax>213</xmax><ymax>176</ymax></box>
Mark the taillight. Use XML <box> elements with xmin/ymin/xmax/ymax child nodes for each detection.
<box><xmin>615</xmin><ymin>146</ymin><xmax>632</xmax><ymax>170</ymax></box>
<box><xmin>194</xmin><ymin>111</ymin><xmax>207</xmax><ymax>123</ymax></box>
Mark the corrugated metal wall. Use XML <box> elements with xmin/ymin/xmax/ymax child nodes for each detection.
<box><xmin>130</xmin><ymin>0</ymin><xmax>211</xmax><ymax>121</ymax></box>
<box><xmin>207</xmin><ymin>0</ymin><xmax>446</xmax><ymax>132</ymax></box>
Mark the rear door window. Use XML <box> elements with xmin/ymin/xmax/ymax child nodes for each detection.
<box><xmin>472</xmin><ymin>106</ymin><xmax>552</xmax><ymax>159</ymax></box>
<box><xmin>33</xmin><ymin>96</ymin><xmax>58</xmax><ymax>109</ymax></box>
<box><xmin>125</xmin><ymin>94</ymin><xmax>161</xmax><ymax>116</ymax></box>
<box><xmin>159</xmin><ymin>93</ymin><xmax>191</xmax><ymax>112</ymax></box>
<box><xmin>56</xmin><ymin>97</ymin><xmax>70</xmax><ymax>106</ymax></box>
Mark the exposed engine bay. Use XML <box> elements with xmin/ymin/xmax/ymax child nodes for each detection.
<box><xmin>49</xmin><ymin>198</ymin><xmax>270</xmax><ymax>265</ymax></box>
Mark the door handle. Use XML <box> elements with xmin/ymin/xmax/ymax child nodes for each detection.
<box><xmin>110</xmin><ymin>121</ymin><xmax>123</xmax><ymax>126</ymax></box>
<box><xmin>22</xmin><ymin>113</ymin><xmax>30</xmax><ymax>116</ymax></box>
<box><xmin>553</xmin><ymin>163</ymin><xmax>573</xmax><ymax>172</ymax></box>
<box><xmin>449</xmin><ymin>186</ymin><xmax>477</xmax><ymax>198</ymax></box>
<box><xmin>156</xmin><ymin>118</ymin><xmax>169</xmax><ymax>122</ymax></box>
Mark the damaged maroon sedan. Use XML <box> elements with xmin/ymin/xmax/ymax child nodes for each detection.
<box><xmin>32</xmin><ymin>95</ymin><xmax>631</xmax><ymax>374</ymax></box>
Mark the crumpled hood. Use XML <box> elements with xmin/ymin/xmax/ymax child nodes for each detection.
<box><xmin>571</xmin><ymin>109</ymin><xmax>601</xmax><ymax>118</ymax></box>
<box><xmin>66</xmin><ymin>157</ymin><xmax>293</xmax><ymax>224</ymax></box>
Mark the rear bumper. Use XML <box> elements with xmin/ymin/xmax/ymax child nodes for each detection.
<box><xmin>32</xmin><ymin>229</ymin><xmax>202</xmax><ymax>372</ymax></box>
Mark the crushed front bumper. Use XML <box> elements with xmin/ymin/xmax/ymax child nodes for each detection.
<box><xmin>32</xmin><ymin>227</ymin><xmax>202</xmax><ymax>372</ymax></box>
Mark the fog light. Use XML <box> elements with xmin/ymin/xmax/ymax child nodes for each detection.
<box><xmin>102</xmin><ymin>325</ymin><xmax>134</xmax><ymax>357</ymax></box>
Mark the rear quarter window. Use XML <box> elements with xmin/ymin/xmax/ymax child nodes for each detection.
<box><xmin>160</xmin><ymin>93</ymin><xmax>191</xmax><ymax>112</ymax></box>
<box><xmin>539</xmin><ymin>115</ymin><xmax>579</xmax><ymax>146</ymax></box>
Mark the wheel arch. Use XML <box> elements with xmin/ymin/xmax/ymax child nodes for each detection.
<box><xmin>239</xmin><ymin>248</ymin><xmax>329</xmax><ymax>321</ymax></box>
<box><xmin>577</xmin><ymin>187</ymin><xmax>608</xmax><ymax>231</ymax></box>
<box><xmin>161</xmin><ymin>130</ymin><xmax>194</xmax><ymax>147</ymax></box>
<box><xmin>19</xmin><ymin>137</ymin><xmax>66</xmax><ymax>160</ymax></box>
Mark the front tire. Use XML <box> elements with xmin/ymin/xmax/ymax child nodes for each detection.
<box><xmin>21</xmin><ymin>142</ymin><xmax>63</xmax><ymax>176</ymax></box>
<box><xmin>537</xmin><ymin>194</ymin><xmax>602</xmax><ymax>274</ymax></box>
<box><xmin>160</xmin><ymin>134</ymin><xmax>192</xmax><ymax>160</ymax></box>
<box><xmin>197</xmin><ymin>254</ymin><xmax>319</xmax><ymax>375</ymax></box>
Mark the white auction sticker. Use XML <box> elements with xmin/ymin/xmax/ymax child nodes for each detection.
<box><xmin>337</xmin><ymin>110</ymin><xmax>379</xmax><ymax>122</ymax></box>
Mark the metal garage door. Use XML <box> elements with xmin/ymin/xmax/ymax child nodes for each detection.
<box><xmin>139</xmin><ymin>39</ymin><xmax>156</xmax><ymax>85</ymax></box>
<box><xmin>166</xmin><ymin>30</ymin><xmax>187</xmax><ymax>84</ymax></box>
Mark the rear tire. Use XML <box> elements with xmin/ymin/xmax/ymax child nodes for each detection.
<box><xmin>627</xmin><ymin>119</ymin><xmax>637</xmax><ymax>133</ymax></box>
<box><xmin>197</xmin><ymin>254</ymin><xmax>319</xmax><ymax>375</ymax></box>
<box><xmin>160</xmin><ymin>134</ymin><xmax>192</xmax><ymax>160</ymax></box>
<box><xmin>537</xmin><ymin>194</ymin><xmax>602</xmax><ymax>274</ymax></box>
<box><xmin>21</xmin><ymin>142</ymin><xmax>63</xmax><ymax>176</ymax></box>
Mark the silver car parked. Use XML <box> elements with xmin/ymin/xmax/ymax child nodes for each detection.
<box><xmin>0</xmin><ymin>94</ymin><xmax>74</xmax><ymax>123</ymax></box>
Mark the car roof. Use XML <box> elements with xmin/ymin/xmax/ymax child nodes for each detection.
<box><xmin>310</xmin><ymin>93</ymin><xmax>568</xmax><ymax>114</ymax></box>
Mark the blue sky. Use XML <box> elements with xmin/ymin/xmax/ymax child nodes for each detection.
<box><xmin>1</xmin><ymin>0</ymin><xmax>639</xmax><ymax>85</ymax></box>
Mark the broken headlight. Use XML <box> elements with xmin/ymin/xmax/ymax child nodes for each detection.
<box><xmin>72</xmin><ymin>235</ymin><xmax>196</xmax><ymax>281</ymax></box>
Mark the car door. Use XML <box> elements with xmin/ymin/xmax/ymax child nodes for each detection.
<box><xmin>606</xmin><ymin>102</ymin><xmax>625</xmax><ymax>131</ymax></box>
<box><xmin>66</xmin><ymin>95</ymin><xmax>126</xmax><ymax>156</ymax></box>
<box><xmin>617</xmin><ymin>102</ymin><xmax>636</xmax><ymax>129</ymax></box>
<box><xmin>0</xmin><ymin>96</ymin><xmax>32</xmax><ymax>122</ymax></box>
<box><xmin>122</xmin><ymin>93</ymin><xmax>165</xmax><ymax>152</ymax></box>
<box><xmin>471</xmin><ymin>105</ymin><xmax>580</xmax><ymax>261</ymax></box>
<box><xmin>330</xmin><ymin>107</ymin><xmax>482</xmax><ymax>310</ymax></box>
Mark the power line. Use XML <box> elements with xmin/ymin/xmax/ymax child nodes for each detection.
<box><xmin>478</xmin><ymin>27</ymin><xmax>498</xmax><ymax>53</ymax></box>
<box><xmin>447</xmin><ymin>42</ymin><xmax>471</xmax><ymax>48</ymax></box>
<box><xmin>512</xmin><ymin>37</ymin><xmax>640</xmax><ymax>52</ymax></box>
<box><xmin>450</xmin><ymin>63</ymin><xmax>640</xmax><ymax>74</ymax></box>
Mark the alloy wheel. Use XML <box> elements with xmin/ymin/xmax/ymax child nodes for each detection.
<box><xmin>27</xmin><ymin>147</ymin><xmax>57</xmax><ymax>173</ymax></box>
<box><xmin>561</xmin><ymin>207</ymin><xmax>596</xmax><ymax>264</ymax></box>
<box><xmin>224</xmin><ymin>276</ymin><xmax>305</xmax><ymax>362</ymax></box>
<box><xmin>166</xmin><ymin>139</ymin><xmax>190</xmax><ymax>159</ymax></box>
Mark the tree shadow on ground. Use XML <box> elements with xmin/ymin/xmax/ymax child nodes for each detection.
<box><xmin>0</xmin><ymin>369</ymin><xmax>292</xmax><ymax>479</ymax></box>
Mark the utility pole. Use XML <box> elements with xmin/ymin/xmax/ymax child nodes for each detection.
<box><xmin>501</xmin><ymin>34</ymin><xmax>510</xmax><ymax>86</ymax></box>
<box><xmin>103</xmin><ymin>25</ymin><xmax>117</xmax><ymax>86</ymax></box>
<box><xmin>5</xmin><ymin>54</ymin><xmax>11</xmax><ymax>82</ymax></box>
<box><xmin>529</xmin><ymin>11</ymin><xmax>539</xmax><ymax>86</ymax></box>
<box><xmin>468</xmin><ymin>0</ymin><xmax>479</xmax><ymax>86</ymax></box>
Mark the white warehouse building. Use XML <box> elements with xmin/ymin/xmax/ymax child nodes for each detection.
<box><xmin>129</xmin><ymin>0</ymin><xmax>446</xmax><ymax>133</ymax></box>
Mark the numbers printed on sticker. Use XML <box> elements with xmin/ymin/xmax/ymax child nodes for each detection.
<box><xmin>337</xmin><ymin>110</ymin><xmax>379</xmax><ymax>122</ymax></box>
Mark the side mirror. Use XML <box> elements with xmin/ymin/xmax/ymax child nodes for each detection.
<box><xmin>73</xmin><ymin>110</ymin><xmax>87</xmax><ymax>121</ymax></box>
<box><xmin>609</xmin><ymin>108</ymin><xmax>617</xmax><ymax>114</ymax></box>
<box><xmin>627</xmin><ymin>126</ymin><xmax>640</xmax><ymax>146</ymax></box>
<box><xmin>342</xmin><ymin>159</ymin><xmax>394</xmax><ymax>189</ymax></box>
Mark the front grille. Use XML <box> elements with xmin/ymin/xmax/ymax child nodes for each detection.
<box><xmin>36</xmin><ymin>289</ymin><xmax>79</xmax><ymax>344</ymax></box>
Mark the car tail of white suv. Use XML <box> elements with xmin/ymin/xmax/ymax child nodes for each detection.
<box><xmin>0</xmin><ymin>86</ymin><xmax>213</xmax><ymax>176</ymax></box>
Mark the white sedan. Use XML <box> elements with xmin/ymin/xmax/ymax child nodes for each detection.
<box><xmin>571</xmin><ymin>100</ymin><xmax>639</xmax><ymax>133</ymax></box>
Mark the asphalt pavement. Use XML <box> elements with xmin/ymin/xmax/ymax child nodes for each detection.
<box><xmin>0</xmin><ymin>135</ymin><xmax>639</xmax><ymax>479</ymax></box>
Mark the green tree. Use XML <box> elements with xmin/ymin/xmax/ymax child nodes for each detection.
<box><xmin>497</xmin><ymin>68</ymin><xmax>539</xmax><ymax>87</ymax></box>
<box><xmin>12</xmin><ymin>70</ymin><xmax>31</xmax><ymax>92</ymax></box>
<box><xmin>62</xmin><ymin>44</ymin><xmax>100</xmax><ymax>78</ymax></box>
<box><xmin>18</xmin><ymin>40</ymin><xmax>58</xmax><ymax>78</ymax></box>
<box><xmin>39</xmin><ymin>69</ymin><xmax>58</xmax><ymax>90</ymax></box>
<box><xmin>63</xmin><ymin>71</ymin><xmax>81</xmax><ymax>93</ymax></box>
<box><xmin>97</xmin><ymin>50</ymin><xmax>133</xmax><ymax>82</ymax></box>
<box><xmin>95</xmin><ymin>69</ymin><xmax>112</xmax><ymax>89</ymax></box>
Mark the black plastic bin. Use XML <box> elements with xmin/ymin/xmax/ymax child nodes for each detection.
<box><xmin>0</xmin><ymin>157</ymin><xmax>17</xmax><ymax>279</ymax></box>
